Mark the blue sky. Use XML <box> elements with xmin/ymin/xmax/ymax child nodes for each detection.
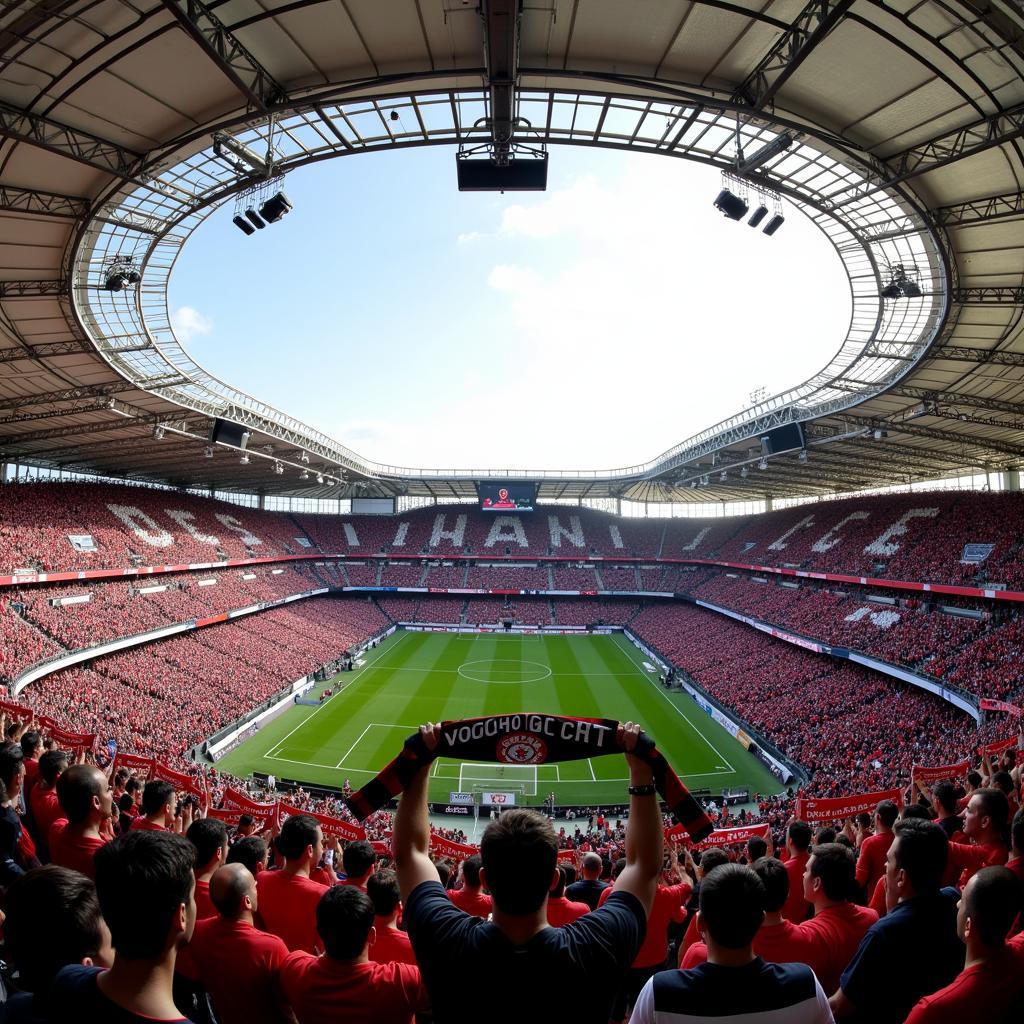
<box><xmin>169</xmin><ymin>146</ymin><xmax>850</xmax><ymax>472</ymax></box>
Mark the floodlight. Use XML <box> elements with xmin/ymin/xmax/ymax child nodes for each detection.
<box><xmin>763</xmin><ymin>213</ymin><xmax>785</xmax><ymax>236</ymax></box>
<box><xmin>873</xmin><ymin>428</ymin><xmax>888</xmax><ymax>440</ymax></box>
<box><xmin>713</xmin><ymin>188</ymin><xmax>748</xmax><ymax>221</ymax></box>
<box><xmin>126</xmin><ymin>270</ymin><xmax>142</xmax><ymax>285</ymax></box>
<box><xmin>244</xmin><ymin>208</ymin><xmax>266</xmax><ymax>230</ymax></box>
<box><xmin>105</xmin><ymin>273</ymin><xmax>126</xmax><ymax>292</ymax></box>
<box><xmin>240</xmin><ymin>453</ymin><xmax>249</xmax><ymax>465</ymax></box>
<box><xmin>798</xmin><ymin>449</ymin><xmax>808</xmax><ymax>463</ymax></box>
<box><xmin>273</xmin><ymin>461</ymin><xmax>284</xmax><ymax>475</ymax></box>
<box><xmin>880</xmin><ymin>282</ymin><xmax>902</xmax><ymax>299</ymax></box>
<box><xmin>152</xmin><ymin>424</ymin><xmax>165</xmax><ymax>440</ymax></box>
<box><xmin>300</xmin><ymin>469</ymin><xmax>310</xmax><ymax>480</ymax></box>
<box><xmin>758</xmin><ymin>458</ymin><xmax>768</xmax><ymax>471</ymax></box>
<box><xmin>748</xmin><ymin>205</ymin><xmax>769</xmax><ymax>228</ymax></box>
<box><xmin>258</xmin><ymin>191</ymin><xmax>292</xmax><ymax>224</ymax></box>
<box><xmin>901</xmin><ymin>279</ymin><xmax>922</xmax><ymax>298</ymax></box>
<box><xmin>204</xmin><ymin>445</ymin><xmax>214</xmax><ymax>458</ymax></box>
<box><xmin>232</xmin><ymin>215</ymin><xmax>255</xmax><ymax>236</ymax></box>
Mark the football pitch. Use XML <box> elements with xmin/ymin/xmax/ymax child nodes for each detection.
<box><xmin>217</xmin><ymin>630</ymin><xmax>783</xmax><ymax>806</ymax></box>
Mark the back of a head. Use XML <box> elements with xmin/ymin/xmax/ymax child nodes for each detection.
<box><xmin>0</xmin><ymin>741</ymin><xmax>25</xmax><ymax>796</ymax></box>
<box><xmin>698</xmin><ymin>849</ymin><xmax>730</xmax><ymax>878</ymax></box>
<box><xmin>38</xmin><ymin>749</ymin><xmax>68</xmax><ymax>786</ymax></box>
<box><xmin>316</xmin><ymin>885</ymin><xmax>375</xmax><ymax>960</ymax></box>
<box><xmin>20</xmin><ymin>730</ymin><xmax>41</xmax><ymax>759</ymax></box>
<box><xmin>227</xmin><ymin>835</ymin><xmax>268</xmax><ymax>875</ymax></box>
<box><xmin>699</xmin><ymin>864</ymin><xmax>766</xmax><ymax>949</ymax></box>
<box><xmin>752</xmin><ymin>856</ymin><xmax>789</xmax><ymax>913</ymax></box>
<box><xmin>876</xmin><ymin>800</ymin><xmax>899</xmax><ymax>830</ymax></box>
<box><xmin>900</xmin><ymin>804</ymin><xmax>932</xmax><ymax>822</ymax></box>
<box><xmin>462</xmin><ymin>854</ymin><xmax>483</xmax><ymax>888</ymax></box>
<box><xmin>966</xmin><ymin>770</ymin><xmax>982</xmax><ymax>789</ymax></box>
<box><xmin>481</xmin><ymin>809</ymin><xmax>557</xmax><ymax>915</ymax></box>
<box><xmin>787</xmin><ymin>820</ymin><xmax>812</xmax><ymax>852</ymax></box>
<box><xmin>809</xmin><ymin>843</ymin><xmax>856</xmax><ymax>902</ymax></box>
<box><xmin>342</xmin><ymin>839</ymin><xmax>375</xmax><ymax>879</ymax></box>
<box><xmin>932</xmin><ymin>781</ymin><xmax>958</xmax><ymax>815</ymax></box>
<box><xmin>186</xmin><ymin>817</ymin><xmax>228</xmax><ymax>868</ymax></box>
<box><xmin>813</xmin><ymin>828</ymin><xmax>836</xmax><ymax>846</ymax></box>
<box><xmin>549</xmin><ymin>863</ymin><xmax>568</xmax><ymax>898</ymax></box>
<box><xmin>366</xmin><ymin>868</ymin><xmax>401</xmax><ymax>917</ymax></box>
<box><xmin>1012</xmin><ymin>808</ymin><xmax>1024</xmax><ymax>855</ymax></box>
<box><xmin>276</xmin><ymin>814</ymin><xmax>319</xmax><ymax>861</ymax></box>
<box><xmin>94</xmin><ymin>831</ymin><xmax>195</xmax><ymax>959</ymax></box>
<box><xmin>746</xmin><ymin>837</ymin><xmax>768</xmax><ymax>863</ymax></box>
<box><xmin>892</xmin><ymin>819</ymin><xmax>948</xmax><ymax>895</ymax></box>
<box><xmin>141</xmin><ymin>779</ymin><xmax>174</xmax><ymax>817</ymax></box>
<box><xmin>991</xmin><ymin>771</ymin><xmax>1013</xmax><ymax>796</ymax></box>
<box><xmin>581</xmin><ymin>851</ymin><xmax>602</xmax><ymax>878</ymax></box>
<box><xmin>209</xmin><ymin>863</ymin><xmax>254</xmax><ymax>918</ymax></box>
<box><xmin>964</xmin><ymin>866</ymin><xmax>1023</xmax><ymax>947</ymax></box>
<box><xmin>4</xmin><ymin>866</ymin><xmax>106</xmax><ymax>992</ymax></box>
<box><xmin>56</xmin><ymin>764</ymin><xmax>104</xmax><ymax>824</ymax></box>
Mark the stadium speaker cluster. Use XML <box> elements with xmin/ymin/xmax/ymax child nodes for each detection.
<box><xmin>233</xmin><ymin>191</ymin><xmax>293</xmax><ymax>235</ymax></box>
<box><xmin>714</xmin><ymin>189</ymin><xmax>785</xmax><ymax>235</ymax></box>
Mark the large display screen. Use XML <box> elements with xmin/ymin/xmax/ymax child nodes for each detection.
<box><xmin>479</xmin><ymin>482</ymin><xmax>536</xmax><ymax>512</ymax></box>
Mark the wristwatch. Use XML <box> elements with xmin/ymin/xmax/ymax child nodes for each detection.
<box><xmin>628</xmin><ymin>783</ymin><xmax>657</xmax><ymax>796</ymax></box>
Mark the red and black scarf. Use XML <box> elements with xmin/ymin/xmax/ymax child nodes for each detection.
<box><xmin>346</xmin><ymin>713</ymin><xmax>714</xmax><ymax>841</ymax></box>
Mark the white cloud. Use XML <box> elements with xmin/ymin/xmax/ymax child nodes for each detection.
<box><xmin>170</xmin><ymin>306</ymin><xmax>213</xmax><ymax>343</ymax></box>
<box><xmin>456</xmin><ymin>231</ymin><xmax>482</xmax><ymax>245</ymax></box>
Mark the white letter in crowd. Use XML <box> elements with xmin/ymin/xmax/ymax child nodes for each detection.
<box><xmin>213</xmin><ymin>513</ymin><xmax>263</xmax><ymax>547</ymax></box>
<box><xmin>485</xmin><ymin>516</ymin><xmax>529</xmax><ymax>548</ymax></box>
<box><xmin>342</xmin><ymin>523</ymin><xmax>359</xmax><ymax>547</ymax></box>
<box><xmin>810</xmin><ymin>511</ymin><xmax>870</xmax><ymax>553</ymax></box>
<box><xmin>430</xmin><ymin>514</ymin><xmax>467</xmax><ymax>549</ymax></box>
<box><xmin>767</xmin><ymin>515</ymin><xmax>815</xmax><ymax>552</ymax></box>
<box><xmin>106</xmin><ymin>504</ymin><xmax>173</xmax><ymax>548</ymax></box>
<box><xmin>608</xmin><ymin>525</ymin><xmax>625</xmax><ymax>549</ymax></box>
<box><xmin>165</xmin><ymin>510</ymin><xmax>219</xmax><ymax>547</ymax></box>
<box><xmin>681</xmin><ymin>527</ymin><xmax>711</xmax><ymax>552</ymax></box>
<box><xmin>549</xmin><ymin>515</ymin><xmax>586</xmax><ymax>549</ymax></box>
<box><xmin>391</xmin><ymin>522</ymin><xmax>409</xmax><ymax>547</ymax></box>
<box><xmin>863</xmin><ymin>507</ymin><xmax>939</xmax><ymax>557</ymax></box>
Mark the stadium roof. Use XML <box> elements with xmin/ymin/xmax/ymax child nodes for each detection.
<box><xmin>1</xmin><ymin>0</ymin><xmax>1023</xmax><ymax>504</ymax></box>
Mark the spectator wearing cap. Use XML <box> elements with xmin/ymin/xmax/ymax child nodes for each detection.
<box><xmin>49</xmin><ymin>764</ymin><xmax>113</xmax><ymax>880</ymax></box>
<box><xmin>632</xmin><ymin>864</ymin><xmax>833</xmax><ymax>1024</ymax></box>
<box><xmin>367</xmin><ymin>868</ymin><xmax>417</xmax><ymax>965</ymax></box>
<box><xmin>185</xmin><ymin>818</ymin><xmax>229</xmax><ymax>921</ymax></box>
<box><xmin>906</xmin><ymin>866</ymin><xmax>1024</xmax><ymax>1023</ymax></box>
<box><xmin>49</xmin><ymin>830</ymin><xmax>197</xmax><ymax>1022</ymax></box>
<box><xmin>278</xmin><ymin>886</ymin><xmax>428</xmax><ymax>1023</ymax></box>
<box><xmin>179</xmin><ymin>862</ymin><xmax>292</xmax><ymax>1024</ymax></box>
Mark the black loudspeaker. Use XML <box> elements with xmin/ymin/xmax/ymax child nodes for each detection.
<box><xmin>209</xmin><ymin>419</ymin><xmax>249</xmax><ymax>449</ymax></box>
<box><xmin>457</xmin><ymin>155</ymin><xmax>548</xmax><ymax>191</ymax></box>
<box><xmin>759</xmin><ymin>423</ymin><xmax>806</xmax><ymax>455</ymax></box>
<box><xmin>714</xmin><ymin>189</ymin><xmax>748</xmax><ymax>220</ymax></box>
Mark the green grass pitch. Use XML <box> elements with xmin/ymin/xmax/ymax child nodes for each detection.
<box><xmin>217</xmin><ymin>630</ymin><xmax>783</xmax><ymax>806</ymax></box>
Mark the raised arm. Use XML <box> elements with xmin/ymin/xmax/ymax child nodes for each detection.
<box><xmin>393</xmin><ymin>723</ymin><xmax>442</xmax><ymax>902</ymax></box>
<box><xmin>611</xmin><ymin>722</ymin><xmax>664</xmax><ymax>918</ymax></box>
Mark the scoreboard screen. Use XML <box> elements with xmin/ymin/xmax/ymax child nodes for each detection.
<box><xmin>479</xmin><ymin>482</ymin><xmax>536</xmax><ymax>512</ymax></box>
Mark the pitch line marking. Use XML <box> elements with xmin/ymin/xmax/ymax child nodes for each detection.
<box><xmin>588</xmin><ymin>758</ymin><xmax>596</xmax><ymax>781</ymax></box>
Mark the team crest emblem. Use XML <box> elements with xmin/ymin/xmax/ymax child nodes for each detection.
<box><xmin>497</xmin><ymin>733</ymin><xmax>546</xmax><ymax>764</ymax></box>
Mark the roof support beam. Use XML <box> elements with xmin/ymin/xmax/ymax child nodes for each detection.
<box><xmin>865</xmin><ymin>342</ymin><xmax>1024</xmax><ymax>366</ymax></box>
<box><xmin>733</xmin><ymin>0</ymin><xmax>855</xmax><ymax>111</ymax></box>
<box><xmin>481</xmin><ymin>0</ymin><xmax>521</xmax><ymax>161</ymax></box>
<box><xmin>0</xmin><ymin>185</ymin><xmax>89</xmax><ymax>219</ymax></box>
<box><xmin>0</xmin><ymin>340</ymin><xmax>93</xmax><ymax>363</ymax></box>
<box><xmin>0</xmin><ymin>280</ymin><xmax>68</xmax><ymax>299</ymax></box>
<box><xmin>0</xmin><ymin>382</ymin><xmax>130</xmax><ymax>412</ymax></box>
<box><xmin>951</xmin><ymin>286</ymin><xmax>1024</xmax><ymax>305</ymax></box>
<box><xmin>0</xmin><ymin>417</ymin><xmax>158</xmax><ymax>448</ymax></box>
<box><xmin>883</xmin><ymin>385</ymin><xmax>1024</xmax><ymax>419</ymax></box>
<box><xmin>0</xmin><ymin>101</ymin><xmax>142</xmax><ymax>179</ymax></box>
<box><xmin>160</xmin><ymin>0</ymin><xmax>287</xmax><ymax>111</ymax></box>
<box><xmin>843</xmin><ymin>416</ymin><xmax>1024</xmax><ymax>459</ymax></box>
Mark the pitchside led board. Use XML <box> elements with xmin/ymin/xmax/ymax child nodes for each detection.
<box><xmin>478</xmin><ymin>482</ymin><xmax>536</xmax><ymax>513</ymax></box>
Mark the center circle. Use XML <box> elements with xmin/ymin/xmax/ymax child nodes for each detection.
<box><xmin>457</xmin><ymin>659</ymin><xmax>552</xmax><ymax>685</ymax></box>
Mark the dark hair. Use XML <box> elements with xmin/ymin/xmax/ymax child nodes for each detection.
<box><xmin>113</xmin><ymin>768</ymin><xmax>130</xmax><ymax>788</ymax></box>
<box><xmin>966</xmin><ymin>770</ymin><xmax>982</xmax><ymax>788</ymax></box>
<box><xmin>238</xmin><ymin>814</ymin><xmax>254</xmax><ymax>828</ymax></box>
<box><xmin>835</xmin><ymin>833</ymin><xmax>854</xmax><ymax>850</ymax></box>
<box><xmin>94</xmin><ymin>832</ymin><xmax>195</xmax><ymax>959</ymax></box>
<box><xmin>814</xmin><ymin>827</ymin><xmax>836</xmax><ymax>845</ymax></box>
<box><xmin>435</xmin><ymin>860</ymin><xmax>451</xmax><ymax>888</ymax></box>
<box><xmin>932</xmin><ymin>781</ymin><xmax>958</xmax><ymax>814</ymax></box>
<box><xmin>787</xmin><ymin>821</ymin><xmax>812</xmax><ymax>851</ymax></box>
<box><xmin>892</xmin><ymin>819</ymin><xmax>948</xmax><ymax>895</ymax></box>
<box><xmin>876</xmin><ymin>800</ymin><xmax>899</xmax><ymax>829</ymax></box>
<box><xmin>698</xmin><ymin>849</ymin><xmax>730</xmax><ymax>876</ymax></box>
<box><xmin>186</xmin><ymin>818</ymin><xmax>228</xmax><ymax>869</ymax></box>
<box><xmin>125</xmin><ymin>777</ymin><xmax>142</xmax><ymax>796</ymax></box>
<box><xmin>19</xmin><ymin>730</ymin><xmax>41</xmax><ymax>758</ymax></box>
<box><xmin>39</xmin><ymin>748</ymin><xmax>69</xmax><ymax>786</ymax></box>
<box><xmin>227</xmin><ymin>835</ymin><xmax>268</xmax><ymax>875</ymax></box>
<box><xmin>342</xmin><ymin>840</ymin><xmax>375</xmax><ymax>879</ymax></box>
<box><xmin>746</xmin><ymin>837</ymin><xmax>768</xmax><ymax>862</ymax></box>
<box><xmin>699</xmin><ymin>864</ymin><xmax>765</xmax><ymax>949</ymax></box>
<box><xmin>549</xmin><ymin>862</ymin><xmax>569</xmax><ymax>898</ymax></box>
<box><xmin>972</xmin><ymin>788</ymin><xmax>1011</xmax><ymax>846</ymax></box>
<box><xmin>751</xmin><ymin>857</ymin><xmax>789</xmax><ymax>913</ymax></box>
<box><xmin>366</xmin><ymin>868</ymin><xmax>401</xmax><ymax>917</ymax></box>
<box><xmin>1012</xmin><ymin>808</ymin><xmax>1024</xmax><ymax>855</ymax></box>
<box><xmin>900</xmin><ymin>803</ymin><xmax>932</xmax><ymax>821</ymax></box>
<box><xmin>808</xmin><ymin>843</ymin><xmax>856</xmax><ymax>902</ymax></box>
<box><xmin>276</xmin><ymin>814</ymin><xmax>320</xmax><ymax>860</ymax></box>
<box><xmin>0</xmin><ymin>741</ymin><xmax>25</xmax><ymax>798</ymax></box>
<box><xmin>965</xmin><ymin>866</ymin><xmax>1023</xmax><ymax>946</ymax></box>
<box><xmin>57</xmin><ymin>765</ymin><xmax>107</xmax><ymax>825</ymax></box>
<box><xmin>4</xmin><ymin>866</ymin><xmax>105</xmax><ymax>991</ymax></box>
<box><xmin>991</xmin><ymin>771</ymin><xmax>1014</xmax><ymax>795</ymax></box>
<box><xmin>141</xmin><ymin>779</ymin><xmax>174</xmax><ymax>817</ymax></box>
<box><xmin>462</xmin><ymin>854</ymin><xmax>483</xmax><ymax>888</ymax></box>
<box><xmin>480</xmin><ymin>809</ymin><xmax>558</xmax><ymax>915</ymax></box>
<box><xmin>316</xmin><ymin>885</ymin><xmax>375</xmax><ymax>959</ymax></box>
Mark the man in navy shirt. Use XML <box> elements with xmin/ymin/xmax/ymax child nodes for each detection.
<box><xmin>394</xmin><ymin>721</ymin><xmax>663</xmax><ymax>1024</ymax></box>
<box><xmin>831</xmin><ymin>818</ymin><xmax>963</xmax><ymax>1022</ymax></box>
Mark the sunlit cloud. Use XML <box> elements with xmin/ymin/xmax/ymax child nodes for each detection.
<box><xmin>170</xmin><ymin>306</ymin><xmax>213</xmax><ymax>342</ymax></box>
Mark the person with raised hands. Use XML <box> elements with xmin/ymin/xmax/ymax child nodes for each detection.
<box><xmin>393</xmin><ymin>720</ymin><xmax>663</xmax><ymax>1024</ymax></box>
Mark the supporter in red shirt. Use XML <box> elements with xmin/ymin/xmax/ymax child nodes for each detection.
<box><xmin>185</xmin><ymin>817</ymin><xmax>229</xmax><ymax>921</ymax></box>
<box><xmin>947</xmin><ymin>789</ymin><xmax>1010</xmax><ymax>887</ymax></box>
<box><xmin>367</xmin><ymin>868</ymin><xmax>417</xmax><ymax>965</ymax></box>
<box><xmin>341</xmin><ymin>839</ymin><xmax>376</xmax><ymax>890</ymax></box>
<box><xmin>448</xmin><ymin>854</ymin><xmax>492</xmax><ymax>918</ymax></box>
<box><xmin>256</xmin><ymin>813</ymin><xmax>329</xmax><ymax>953</ymax></box>
<box><xmin>130</xmin><ymin>779</ymin><xmax>177</xmax><ymax>833</ymax></box>
<box><xmin>28</xmin><ymin>748</ymin><xmax>68</xmax><ymax>858</ymax></box>
<box><xmin>1008</xmin><ymin>809</ymin><xmax>1024</xmax><ymax>884</ymax></box>
<box><xmin>679</xmin><ymin>849</ymin><xmax>729</xmax><ymax>955</ymax></box>
<box><xmin>855</xmin><ymin>800</ymin><xmax>897</xmax><ymax>898</ymax></box>
<box><xmin>49</xmin><ymin>764</ymin><xmax>114</xmax><ymax>880</ymax></box>
<box><xmin>19</xmin><ymin>730</ymin><xmax>41</xmax><ymax>794</ymax></box>
<box><xmin>226</xmin><ymin>834</ymin><xmax>269</xmax><ymax>876</ymax></box>
<box><xmin>797</xmin><ymin>843</ymin><xmax>878</xmax><ymax>994</ymax></box>
<box><xmin>781</xmin><ymin>821</ymin><xmax>813</xmax><ymax>923</ymax></box>
<box><xmin>547</xmin><ymin>863</ymin><xmax>590</xmax><ymax>927</ymax></box>
<box><xmin>906</xmin><ymin>866</ymin><xmax>1024</xmax><ymax>1023</ymax></box>
<box><xmin>181</xmin><ymin>863</ymin><xmax>292</xmax><ymax>1024</ymax></box>
<box><xmin>279</xmin><ymin>886</ymin><xmax>429</xmax><ymax>1023</ymax></box>
<box><xmin>49</xmin><ymin>830</ymin><xmax>197</xmax><ymax>1023</ymax></box>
